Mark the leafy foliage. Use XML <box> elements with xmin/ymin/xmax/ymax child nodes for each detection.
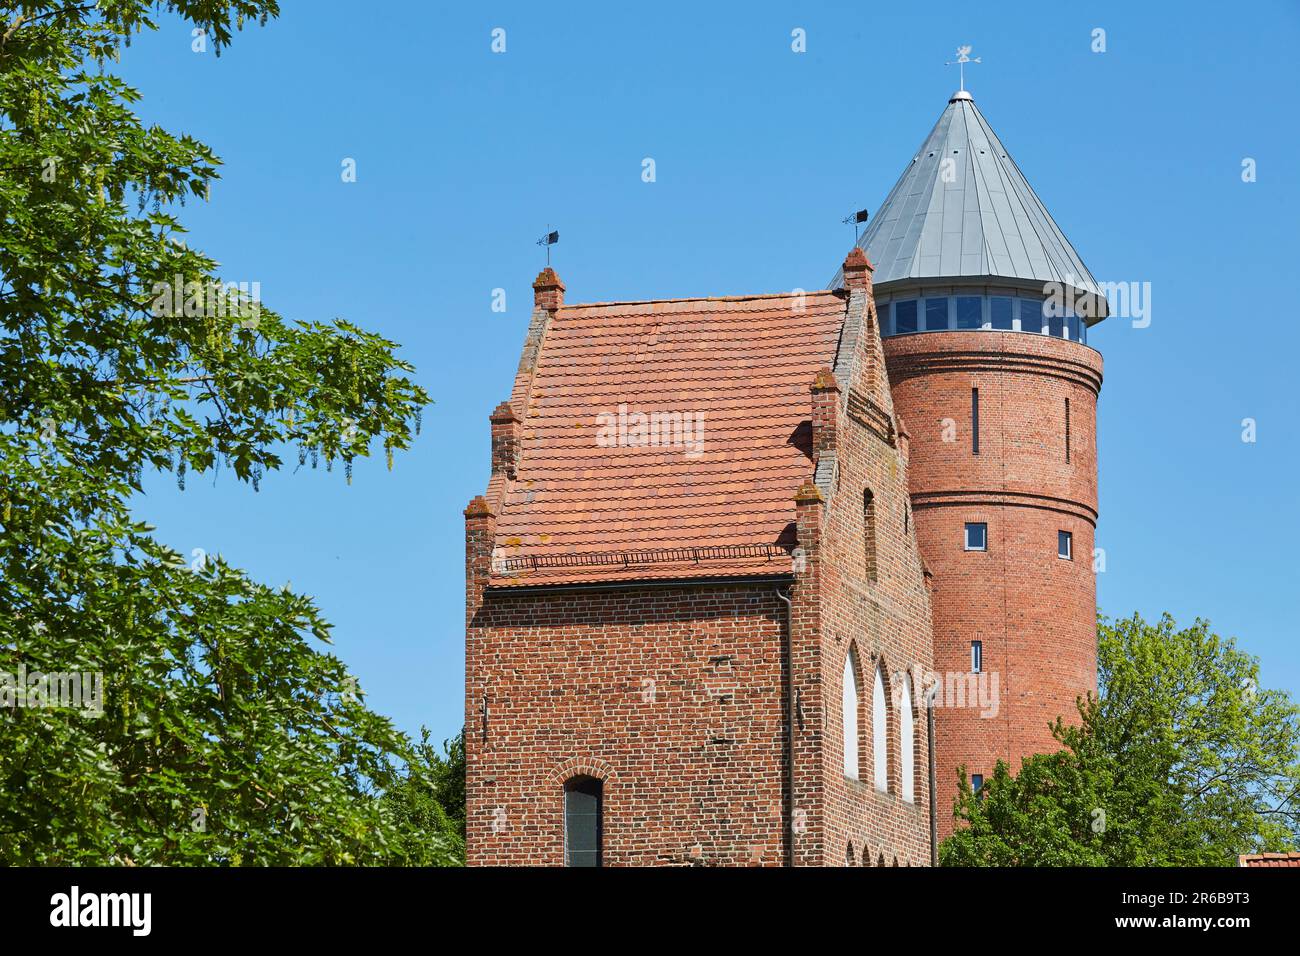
<box><xmin>381</xmin><ymin>728</ymin><xmax>466</xmax><ymax>866</ymax></box>
<box><xmin>0</xmin><ymin>2</ymin><xmax>443</xmax><ymax>863</ymax></box>
<box><xmin>940</xmin><ymin>613</ymin><xmax>1300</xmax><ymax>866</ymax></box>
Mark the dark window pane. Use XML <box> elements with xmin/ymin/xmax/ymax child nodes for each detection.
<box><xmin>1020</xmin><ymin>299</ymin><xmax>1043</xmax><ymax>333</ymax></box>
<box><xmin>990</xmin><ymin>297</ymin><xmax>1013</xmax><ymax>330</ymax></box>
<box><xmin>894</xmin><ymin>299</ymin><xmax>917</xmax><ymax>334</ymax></box>
<box><xmin>925</xmin><ymin>297</ymin><xmax>949</xmax><ymax>330</ymax></box>
<box><xmin>1049</xmin><ymin>311</ymin><xmax>1065</xmax><ymax>337</ymax></box>
<box><xmin>565</xmin><ymin>777</ymin><xmax>602</xmax><ymax>867</ymax></box>
<box><xmin>964</xmin><ymin>521</ymin><xmax>987</xmax><ymax>551</ymax></box>
<box><xmin>1068</xmin><ymin>313</ymin><xmax>1080</xmax><ymax>341</ymax></box>
<box><xmin>1058</xmin><ymin>530</ymin><xmax>1073</xmax><ymax>560</ymax></box>
<box><xmin>956</xmin><ymin>296</ymin><xmax>982</xmax><ymax>329</ymax></box>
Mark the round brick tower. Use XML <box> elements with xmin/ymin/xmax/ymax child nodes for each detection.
<box><xmin>838</xmin><ymin>89</ymin><xmax>1108</xmax><ymax>837</ymax></box>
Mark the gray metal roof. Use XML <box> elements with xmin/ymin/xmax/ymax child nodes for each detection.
<box><xmin>831</xmin><ymin>92</ymin><xmax>1106</xmax><ymax>315</ymax></box>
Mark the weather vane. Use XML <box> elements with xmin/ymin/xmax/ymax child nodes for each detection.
<box><xmin>536</xmin><ymin>226</ymin><xmax>559</xmax><ymax>266</ymax></box>
<box><xmin>946</xmin><ymin>45</ymin><xmax>981</xmax><ymax>92</ymax></box>
<box><xmin>841</xmin><ymin>208</ymin><xmax>869</xmax><ymax>244</ymax></box>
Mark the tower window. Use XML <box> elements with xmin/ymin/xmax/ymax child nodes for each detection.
<box><xmin>964</xmin><ymin>522</ymin><xmax>987</xmax><ymax>551</ymax></box>
<box><xmin>863</xmin><ymin>489</ymin><xmax>877</xmax><ymax>582</ymax></box>
<box><xmin>1048</xmin><ymin>310</ymin><xmax>1065</xmax><ymax>338</ymax></box>
<box><xmin>564</xmin><ymin>776</ymin><xmax>603</xmax><ymax>867</ymax></box>
<box><xmin>971</xmin><ymin>388</ymin><xmax>979</xmax><ymax>455</ymax></box>
<box><xmin>894</xmin><ymin>299</ymin><xmax>918</xmax><ymax>334</ymax></box>
<box><xmin>1058</xmin><ymin>530</ymin><xmax>1073</xmax><ymax>560</ymax></box>
<box><xmin>925</xmin><ymin>297</ymin><xmax>949</xmax><ymax>330</ymax></box>
<box><xmin>971</xmin><ymin>773</ymin><xmax>985</xmax><ymax>797</ymax></box>
<box><xmin>1019</xmin><ymin>298</ymin><xmax>1043</xmax><ymax>333</ymax></box>
<box><xmin>971</xmin><ymin>640</ymin><xmax>982</xmax><ymax>673</ymax></box>
<box><xmin>990</xmin><ymin>296</ymin><xmax>1014</xmax><ymax>330</ymax></box>
<box><xmin>956</xmin><ymin>296</ymin><xmax>982</xmax><ymax>330</ymax></box>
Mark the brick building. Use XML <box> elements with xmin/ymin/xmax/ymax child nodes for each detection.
<box><xmin>465</xmin><ymin>90</ymin><xmax>1108</xmax><ymax>865</ymax></box>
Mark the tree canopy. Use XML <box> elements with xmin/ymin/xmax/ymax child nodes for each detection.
<box><xmin>0</xmin><ymin>1</ymin><xmax>450</xmax><ymax>863</ymax></box>
<box><xmin>941</xmin><ymin>613</ymin><xmax>1300</xmax><ymax>866</ymax></box>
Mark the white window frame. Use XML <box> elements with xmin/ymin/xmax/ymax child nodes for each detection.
<box><xmin>842</xmin><ymin>652</ymin><xmax>860</xmax><ymax>780</ymax></box>
<box><xmin>964</xmin><ymin>522</ymin><xmax>988</xmax><ymax>552</ymax></box>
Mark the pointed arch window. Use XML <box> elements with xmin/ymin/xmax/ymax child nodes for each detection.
<box><xmin>842</xmin><ymin>651</ymin><xmax>860</xmax><ymax>779</ymax></box>
<box><xmin>873</xmin><ymin>666</ymin><xmax>888</xmax><ymax>792</ymax></box>
<box><xmin>900</xmin><ymin>674</ymin><xmax>915</xmax><ymax>803</ymax></box>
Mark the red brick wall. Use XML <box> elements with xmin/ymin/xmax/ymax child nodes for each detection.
<box><xmin>883</xmin><ymin>331</ymin><xmax>1102</xmax><ymax>838</ymax></box>
<box><xmin>465</xmin><ymin>582</ymin><xmax>789</xmax><ymax>866</ymax></box>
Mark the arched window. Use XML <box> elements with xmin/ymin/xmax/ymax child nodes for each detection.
<box><xmin>846</xmin><ymin>842</ymin><xmax>855</xmax><ymax>866</ymax></box>
<box><xmin>564</xmin><ymin>776</ymin><xmax>603</xmax><ymax>867</ymax></box>
<box><xmin>842</xmin><ymin>650</ymin><xmax>860</xmax><ymax>779</ymax></box>
<box><xmin>900</xmin><ymin>673</ymin><xmax>915</xmax><ymax>803</ymax></box>
<box><xmin>873</xmin><ymin>665</ymin><xmax>888</xmax><ymax>791</ymax></box>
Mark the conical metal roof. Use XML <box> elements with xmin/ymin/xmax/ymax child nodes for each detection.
<box><xmin>832</xmin><ymin>91</ymin><xmax>1106</xmax><ymax>315</ymax></box>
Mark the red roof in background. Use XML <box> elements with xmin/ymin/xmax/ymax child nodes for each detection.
<box><xmin>1238</xmin><ymin>852</ymin><xmax>1300</xmax><ymax>867</ymax></box>
<box><xmin>489</xmin><ymin>289</ymin><xmax>847</xmax><ymax>588</ymax></box>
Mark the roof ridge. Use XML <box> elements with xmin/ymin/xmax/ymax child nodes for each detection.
<box><xmin>561</xmin><ymin>289</ymin><xmax>842</xmax><ymax>310</ymax></box>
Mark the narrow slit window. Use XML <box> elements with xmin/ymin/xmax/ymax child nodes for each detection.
<box><xmin>863</xmin><ymin>489</ymin><xmax>877</xmax><ymax>582</ymax></box>
<box><xmin>1065</xmin><ymin>398</ymin><xmax>1071</xmax><ymax>463</ymax></box>
<box><xmin>971</xmin><ymin>388</ymin><xmax>980</xmax><ymax>455</ymax></box>
<box><xmin>971</xmin><ymin>640</ymin><xmax>982</xmax><ymax>673</ymax></box>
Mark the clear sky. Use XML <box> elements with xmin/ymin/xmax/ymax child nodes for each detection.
<box><xmin>119</xmin><ymin>0</ymin><xmax>1300</xmax><ymax>744</ymax></box>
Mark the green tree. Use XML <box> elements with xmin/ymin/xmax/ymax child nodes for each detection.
<box><xmin>941</xmin><ymin>613</ymin><xmax>1300</xmax><ymax>866</ymax></box>
<box><xmin>0</xmin><ymin>2</ymin><xmax>441</xmax><ymax>863</ymax></box>
<box><xmin>381</xmin><ymin>728</ymin><xmax>466</xmax><ymax>866</ymax></box>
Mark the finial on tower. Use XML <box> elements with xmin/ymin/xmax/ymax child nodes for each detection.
<box><xmin>945</xmin><ymin>44</ymin><xmax>981</xmax><ymax>96</ymax></box>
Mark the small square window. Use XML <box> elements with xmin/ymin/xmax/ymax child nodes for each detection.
<box><xmin>964</xmin><ymin>522</ymin><xmax>987</xmax><ymax>551</ymax></box>
<box><xmin>971</xmin><ymin>641</ymin><xmax>982</xmax><ymax>674</ymax></box>
<box><xmin>1058</xmin><ymin>530</ymin><xmax>1073</xmax><ymax>560</ymax></box>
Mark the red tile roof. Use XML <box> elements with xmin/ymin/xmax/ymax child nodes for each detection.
<box><xmin>489</xmin><ymin>289</ymin><xmax>848</xmax><ymax>587</ymax></box>
<box><xmin>1238</xmin><ymin>852</ymin><xmax>1300</xmax><ymax>867</ymax></box>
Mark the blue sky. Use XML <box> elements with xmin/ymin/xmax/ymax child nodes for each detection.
<box><xmin>121</xmin><ymin>0</ymin><xmax>1300</xmax><ymax>744</ymax></box>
